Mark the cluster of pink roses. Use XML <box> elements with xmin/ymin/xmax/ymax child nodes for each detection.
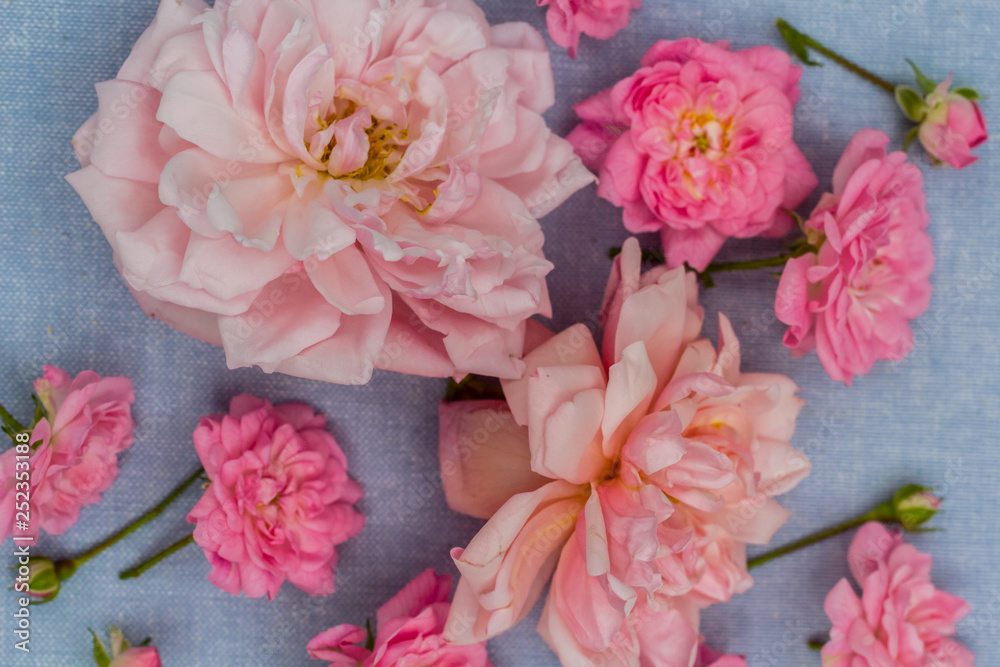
<box><xmin>26</xmin><ymin>0</ymin><xmax>984</xmax><ymax>664</ymax></box>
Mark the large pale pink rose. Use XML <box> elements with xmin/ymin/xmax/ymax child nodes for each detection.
<box><xmin>440</xmin><ymin>238</ymin><xmax>810</xmax><ymax>660</ymax></box>
<box><xmin>68</xmin><ymin>0</ymin><xmax>592</xmax><ymax>385</ymax></box>
<box><xmin>187</xmin><ymin>395</ymin><xmax>364</xmax><ymax>600</ymax></box>
<box><xmin>918</xmin><ymin>76</ymin><xmax>988</xmax><ymax>169</ymax></box>
<box><xmin>567</xmin><ymin>38</ymin><xmax>817</xmax><ymax>270</ymax></box>
<box><xmin>776</xmin><ymin>129</ymin><xmax>934</xmax><ymax>385</ymax></box>
<box><xmin>0</xmin><ymin>366</ymin><xmax>135</xmax><ymax>540</ymax></box>
<box><xmin>822</xmin><ymin>522</ymin><xmax>974</xmax><ymax>667</ymax></box>
<box><xmin>308</xmin><ymin>569</ymin><xmax>492</xmax><ymax>667</ymax></box>
<box><xmin>538</xmin><ymin>0</ymin><xmax>642</xmax><ymax>58</ymax></box>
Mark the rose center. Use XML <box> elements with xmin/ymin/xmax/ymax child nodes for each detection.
<box><xmin>316</xmin><ymin>101</ymin><xmax>407</xmax><ymax>181</ymax></box>
<box><xmin>677</xmin><ymin>108</ymin><xmax>732</xmax><ymax>161</ymax></box>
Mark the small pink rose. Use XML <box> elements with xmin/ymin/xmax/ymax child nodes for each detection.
<box><xmin>821</xmin><ymin>522</ymin><xmax>974</xmax><ymax>667</ymax></box>
<box><xmin>568</xmin><ymin>38</ymin><xmax>817</xmax><ymax>270</ymax></box>
<box><xmin>308</xmin><ymin>569</ymin><xmax>492</xmax><ymax>667</ymax></box>
<box><xmin>775</xmin><ymin>129</ymin><xmax>933</xmax><ymax>384</ymax></box>
<box><xmin>187</xmin><ymin>396</ymin><xmax>364</xmax><ymax>600</ymax></box>
<box><xmin>0</xmin><ymin>366</ymin><xmax>134</xmax><ymax>541</ymax></box>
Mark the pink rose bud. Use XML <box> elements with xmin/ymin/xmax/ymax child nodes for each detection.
<box><xmin>92</xmin><ymin>627</ymin><xmax>161</xmax><ymax>667</ymax></box>
<box><xmin>893</xmin><ymin>485</ymin><xmax>942</xmax><ymax>531</ymax></box>
<box><xmin>23</xmin><ymin>556</ymin><xmax>61</xmax><ymax>602</ymax></box>
<box><xmin>896</xmin><ymin>61</ymin><xmax>987</xmax><ymax>169</ymax></box>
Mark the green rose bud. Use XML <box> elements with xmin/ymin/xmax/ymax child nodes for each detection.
<box><xmin>24</xmin><ymin>556</ymin><xmax>60</xmax><ymax>602</ymax></box>
<box><xmin>893</xmin><ymin>484</ymin><xmax>942</xmax><ymax>531</ymax></box>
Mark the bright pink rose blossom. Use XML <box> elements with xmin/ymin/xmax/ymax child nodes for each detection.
<box><xmin>308</xmin><ymin>569</ymin><xmax>492</xmax><ymax>667</ymax></box>
<box><xmin>822</xmin><ymin>522</ymin><xmax>974</xmax><ymax>667</ymax></box>
<box><xmin>568</xmin><ymin>38</ymin><xmax>817</xmax><ymax>270</ymax></box>
<box><xmin>0</xmin><ymin>366</ymin><xmax>134</xmax><ymax>541</ymax></box>
<box><xmin>187</xmin><ymin>395</ymin><xmax>364</xmax><ymax>600</ymax></box>
<box><xmin>776</xmin><ymin>129</ymin><xmax>934</xmax><ymax>385</ymax></box>
<box><xmin>539</xmin><ymin>0</ymin><xmax>642</xmax><ymax>58</ymax></box>
<box><xmin>68</xmin><ymin>0</ymin><xmax>592</xmax><ymax>385</ymax></box>
<box><xmin>919</xmin><ymin>76</ymin><xmax>988</xmax><ymax>169</ymax></box>
<box><xmin>440</xmin><ymin>238</ymin><xmax>810</xmax><ymax>661</ymax></box>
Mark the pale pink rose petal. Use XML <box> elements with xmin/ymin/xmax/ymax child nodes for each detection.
<box><xmin>447</xmin><ymin>480</ymin><xmax>586</xmax><ymax>643</ymax></box>
<box><xmin>439</xmin><ymin>400</ymin><xmax>545</xmax><ymax>520</ymax></box>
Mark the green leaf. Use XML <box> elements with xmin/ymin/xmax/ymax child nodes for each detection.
<box><xmin>906</xmin><ymin>59</ymin><xmax>937</xmax><ymax>95</ymax></box>
<box><xmin>90</xmin><ymin>629</ymin><xmax>112</xmax><ymax>667</ymax></box>
<box><xmin>895</xmin><ymin>86</ymin><xmax>928</xmax><ymax>122</ymax></box>
<box><xmin>31</xmin><ymin>395</ymin><xmax>45</xmax><ymax>428</ymax></box>
<box><xmin>776</xmin><ymin>19</ymin><xmax>822</xmax><ymax>67</ymax></box>
<box><xmin>0</xmin><ymin>404</ymin><xmax>26</xmax><ymax>440</ymax></box>
<box><xmin>903</xmin><ymin>125</ymin><xmax>921</xmax><ymax>152</ymax></box>
<box><xmin>954</xmin><ymin>87</ymin><xmax>982</xmax><ymax>100</ymax></box>
<box><xmin>364</xmin><ymin>619</ymin><xmax>376</xmax><ymax>652</ymax></box>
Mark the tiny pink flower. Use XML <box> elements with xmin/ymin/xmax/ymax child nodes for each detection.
<box><xmin>822</xmin><ymin>522</ymin><xmax>974</xmax><ymax>667</ymax></box>
<box><xmin>0</xmin><ymin>366</ymin><xmax>135</xmax><ymax>541</ymax></box>
<box><xmin>538</xmin><ymin>0</ymin><xmax>642</xmax><ymax>58</ymax></box>
<box><xmin>775</xmin><ymin>129</ymin><xmax>934</xmax><ymax>385</ymax></box>
<box><xmin>187</xmin><ymin>395</ymin><xmax>364</xmax><ymax>600</ymax></box>
<box><xmin>918</xmin><ymin>76</ymin><xmax>988</xmax><ymax>169</ymax></box>
<box><xmin>308</xmin><ymin>569</ymin><xmax>492</xmax><ymax>667</ymax></box>
<box><xmin>440</xmin><ymin>238</ymin><xmax>810</xmax><ymax>660</ymax></box>
<box><xmin>567</xmin><ymin>38</ymin><xmax>817</xmax><ymax>270</ymax></box>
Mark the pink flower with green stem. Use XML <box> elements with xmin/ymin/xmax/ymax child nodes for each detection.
<box><xmin>776</xmin><ymin>19</ymin><xmax>987</xmax><ymax>169</ymax></box>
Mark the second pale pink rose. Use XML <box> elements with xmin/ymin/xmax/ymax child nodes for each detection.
<box><xmin>440</xmin><ymin>238</ymin><xmax>809</xmax><ymax>663</ymax></box>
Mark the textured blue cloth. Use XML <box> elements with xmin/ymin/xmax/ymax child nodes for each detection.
<box><xmin>1</xmin><ymin>0</ymin><xmax>998</xmax><ymax>665</ymax></box>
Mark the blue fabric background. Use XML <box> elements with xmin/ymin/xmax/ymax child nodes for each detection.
<box><xmin>1</xmin><ymin>0</ymin><xmax>998</xmax><ymax>665</ymax></box>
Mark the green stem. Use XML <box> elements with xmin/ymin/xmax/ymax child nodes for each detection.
<box><xmin>808</xmin><ymin>639</ymin><xmax>826</xmax><ymax>650</ymax></box>
<box><xmin>777</xmin><ymin>19</ymin><xmax>897</xmax><ymax>94</ymax></box>
<box><xmin>695</xmin><ymin>241</ymin><xmax>817</xmax><ymax>287</ymax></box>
<box><xmin>71</xmin><ymin>468</ymin><xmax>205</xmax><ymax>571</ymax></box>
<box><xmin>119</xmin><ymin>534</ymin><xmax>196</xmax><ymax>580</ymax></box>
<box><xmin>748</xmin><ymin>501</ymin><xmax>895</xmax><ymax>569</ymax></box>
